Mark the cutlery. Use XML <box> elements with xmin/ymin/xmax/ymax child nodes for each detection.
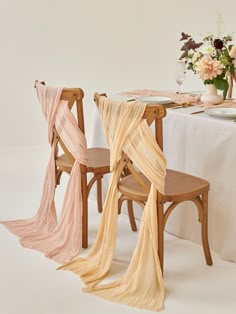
<box><xmin>171</xmin><ymin>105</ymin><xmax>183</xmax><ymax>109</ymax></box>
<box><xmin>171</xmin><ymin>102</ymin><xmax>191</xmax><ymax>109</ymax></box>
<box><xmin>191</xmin><ymin>110</ymin><xmax>205</xmax><ymax>115</ymax></box>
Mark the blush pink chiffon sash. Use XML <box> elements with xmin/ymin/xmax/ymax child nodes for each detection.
<box><xmin>0</xmin><ymin>82</ymin><xmax>88</xmax><ymax>264</ymax></box>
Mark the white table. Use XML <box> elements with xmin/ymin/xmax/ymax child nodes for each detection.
<box><xmin>90</xmin><ymin>100</ymin><xmax>236</xmax><ymax>262</ymax></box>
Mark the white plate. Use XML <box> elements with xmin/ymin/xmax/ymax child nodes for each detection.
<box><xmin>204</xmin><ymin>107</ymin><xmax>236</xmax><ymax>118</ymax></box>
<box><xmin>137</xmin><ymin>96</ymin><xmax>173</xmax><ymax>105</ymax></box>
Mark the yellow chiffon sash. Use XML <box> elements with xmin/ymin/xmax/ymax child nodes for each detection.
<box><xmin>60</xmin><ymin>96</ymin><xmax>166</xmax><ymax>311</ymax></box>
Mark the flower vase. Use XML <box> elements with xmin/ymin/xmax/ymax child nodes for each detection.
<box><xmin>200</xmin><ymin>84</ymin><xmax>223</xmax><ymax>105</ymax></box>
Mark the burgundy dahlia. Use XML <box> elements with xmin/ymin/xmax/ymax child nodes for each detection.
<box><xmin>213</xmin><ymin>39</ymin><xmax>224</xmax><ymax>50</ymax></box>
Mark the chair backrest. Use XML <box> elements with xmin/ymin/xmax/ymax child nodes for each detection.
<box><xmin>94</xmin><ymin>93</ymin><xmax>166</xmax><ymax>146</ymax></box>
<box><xmin>94</xmin><ymin>93</ymin><xmax>166</xmax><ymax>193</ymax></box>
<box><xmin>52</xmin><ymin>87</ymin><xmax>85</xmax><ymax>165</ymax></box>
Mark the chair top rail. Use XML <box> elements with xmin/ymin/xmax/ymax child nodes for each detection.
<box><xmin>94</xmin><ymin>92</ymin><xmax>166</xmax><ymax>121</ymax></box>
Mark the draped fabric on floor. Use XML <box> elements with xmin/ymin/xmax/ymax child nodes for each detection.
<box><xmin>59</xmin><ymin>96</ymin><xmax>167</xmax><ymax>311</ymax></box>
<box><xmin>0</xmin><ymin>82</ymin><xmax>88</xmax><ymax>264</ymax></box>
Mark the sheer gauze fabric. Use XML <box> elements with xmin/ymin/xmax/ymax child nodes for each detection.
<box><xmin>59</xmin><ymin>96</ymin><xmax>167</xmax><ymax>311</ymax></box>
<box><xmin>0</xmin><ymin>82</ymin><xmax>88</xmax><ymax>264</ymax></box>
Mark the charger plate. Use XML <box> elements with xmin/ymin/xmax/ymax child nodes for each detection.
<box><xmin>137</xmin><ymin>96</ymin><xmax>173</xmax><ymax>105</ymax></box>
<box><xmin>204</xmin><ymin>107</ymin><xmax>236</xmax><ymax>118</ymax></box>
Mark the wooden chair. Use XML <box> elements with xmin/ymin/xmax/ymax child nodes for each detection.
<box><xmin>227</xmin><ymin>74</ymin><xmax>233</xmax><ymax>98</ymax></box>
<box><xmin>227</xmin><ymin>72</ymin><xmax>236</xmax><ymax>98</ymax></box>
<box><xmin>94</xmin><ymin>93</ymin><xmax>213</xmax><ymax>273</ymax></box>
<box><xmin>50</xmin><ymin>86</ymin><xmax>110</xmax><ymax>248</ymax></box>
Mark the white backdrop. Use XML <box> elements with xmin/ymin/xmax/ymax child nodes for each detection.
<box><xmin>0</xmin><ymin>0</ymin><xmax>235</xmax><ymax>148</ymax></box>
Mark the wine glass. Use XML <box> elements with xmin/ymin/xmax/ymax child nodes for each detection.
<box><xmin>176</xmin><ymin>60</ymin><xmax>186</xmax><ymax>94</ymax></box>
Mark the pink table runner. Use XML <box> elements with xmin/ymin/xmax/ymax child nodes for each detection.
<box><xmin>119</xmin><ymin>89</ymin><xmax>236</xmax><ymax>108</ymax></box>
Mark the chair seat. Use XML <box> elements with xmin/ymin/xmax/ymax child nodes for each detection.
<box><xmin>118</xmin><ymin>169</ymin><xmax>209</xmax><ymax>203</ymax></box>
<box><xmin>56</xmin><ymin>147</ymin><xmax>110</xmax><ymax>173</ymax></box>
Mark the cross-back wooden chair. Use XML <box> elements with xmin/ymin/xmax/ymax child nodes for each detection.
<box><xmin>94</xmin><ymin>93</ymin><xmax>213</xmax><ymax>273</ymax></box>
<box><xmin>227</xmin><ymin>72</ymin><xmax>236</xmax><ymax>98</ymax></box>
<box><xmin>227</xmin><ymin>74</ymin><xmax>234</xmax><ymax>98</ymax></box>
<box><xmin>45</xmin><ymin>84</ymin><xmax>110</xmax><ymax>248</ymax></box>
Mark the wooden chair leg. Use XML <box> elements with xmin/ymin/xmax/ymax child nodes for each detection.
<box><xmin>127</xmin><ymin>200</ymin><xmax>137</xmax><ymax>231</ymax></box>
<box><xmin>56</xmin><ymin>169</ymin><xmax>63</xmax><ymax>186</ymax></box>
<box><xmin>81</xmin><ymin>172</ymin><xmax>88</xmax><ymax>248</ymax></box>
<box><xmin>118</xmin><ymin>196</ymin><xmax>124</xmax><ymax>215</ymax></box>
<box><xmin>201</xmin><ymin>192</ymin><xmax>213</xmax><ymax>265</ymax></box>
<box><xmin>96</xmin><ymin>176</ymin><xmax>103</xmax><ymax>213</ymax></box>
<box><xmin>157</xmin><ymin>199</ymin><xmax>164</xmax><ymax>274</ymax></box>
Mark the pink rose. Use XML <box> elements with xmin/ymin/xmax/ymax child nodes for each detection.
<box><xmin>229</xmin><ymin>46</ymin><xmax>236</xmax><ymax>58</ymax></box>
<box><xmin>230</xmin><ymin>46</ymin><xmax>236</xmax><ymax>68</ymax></box>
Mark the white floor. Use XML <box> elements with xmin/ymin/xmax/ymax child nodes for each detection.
<box><xmin>1</xmin><ymin>146</ymin><xmax>236</xmax><ymax>314</ymax></box>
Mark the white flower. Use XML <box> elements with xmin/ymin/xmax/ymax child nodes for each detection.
<box><xmin>191</xmin><ymin>52</ymin><xmax>201</xmax><ymax>64</ymax></box>
<box><xmin>201</xmin><ymin>45</ymin><xmax>216</xmax><ymax>57</ymax></box>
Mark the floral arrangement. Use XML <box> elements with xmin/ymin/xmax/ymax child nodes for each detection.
<box><xmin>179</xmin><ymin>32</ymin><xmax>236</xmax><ymax>99</ymax></box>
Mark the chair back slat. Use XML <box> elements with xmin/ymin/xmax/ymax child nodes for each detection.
<box><xmin>76</xmin><ymin>98</ymin><xmax>85</xmax><ymax>134</ymax></box>
<box><xmin>126</xmin><ymin>161</ymin><xmax>149</xmax><ymax>193</ymax></box>
<box><xmin>52</xmin><ymin>87</ymin><xmax>85</xmax><ymax>166</ymax></box>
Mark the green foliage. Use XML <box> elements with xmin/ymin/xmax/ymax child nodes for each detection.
<box><xmin>212</xmin><ymin>77</ymin><xmax>229</xmax><ymax>99</ymax></box>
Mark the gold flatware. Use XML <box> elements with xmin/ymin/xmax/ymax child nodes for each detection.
<box><xmin>171</xmin><ymin>105</ymin><xmax>183</xmax><ymax>109</ymax></box>
<box><xmin>171</xmin><ymin>102</ymin><xmax>191</xmax><ymax>109</ymax></box>
<box><xmin>127</xmin><ymin>98</ymin><xmax>136</xmax><ymax>102</ymax></box>
<box><xmin>191</xmin><ymin>110</ymin><xmax>205</xmax><ymax>115</ymax></box>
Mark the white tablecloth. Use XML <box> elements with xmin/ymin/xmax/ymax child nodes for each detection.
<box><xmin>90</xmin><ymin>101</ymin><xmax>236</xmax><ymax>262</ymax></box>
